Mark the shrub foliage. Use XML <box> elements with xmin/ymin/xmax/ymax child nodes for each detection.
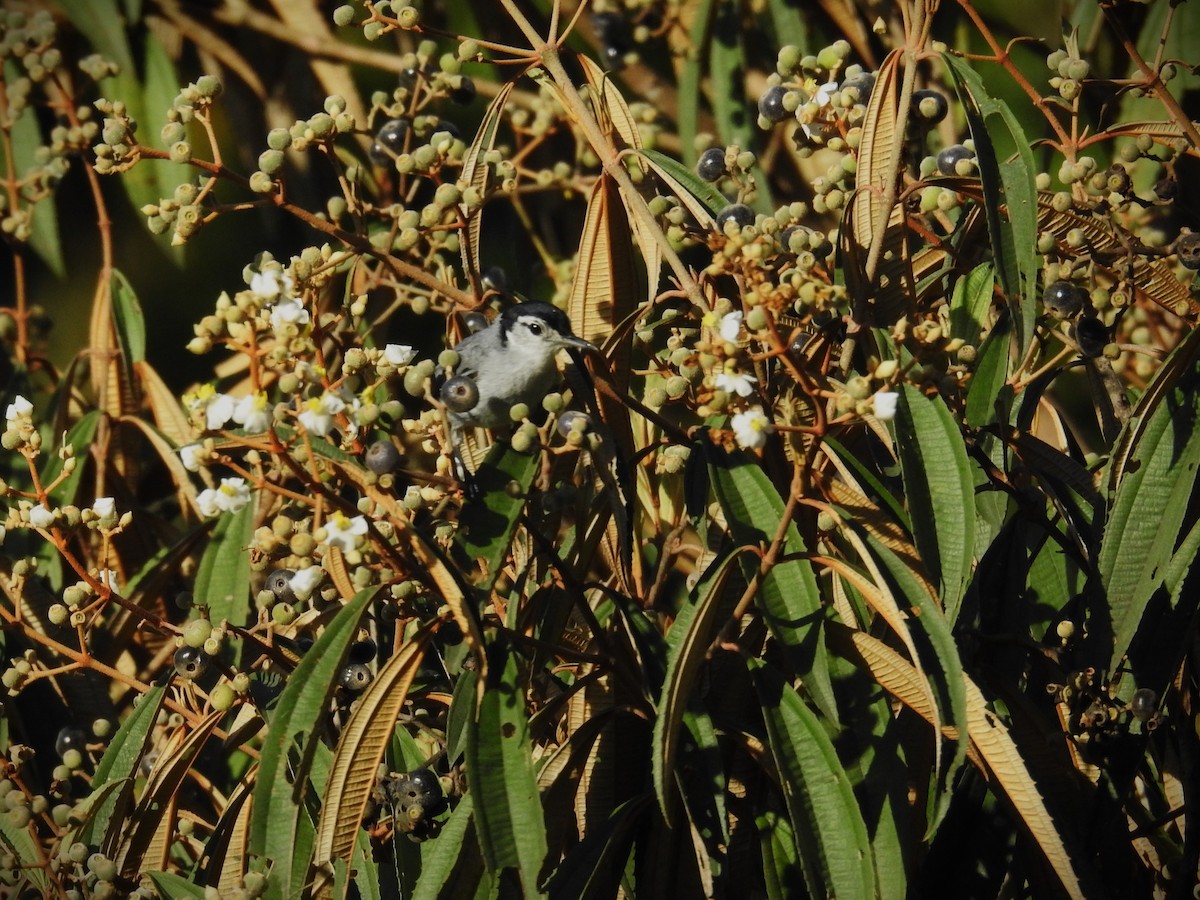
<box><xmin>1</xmin><ymin>1</ymin><xmax>1199</xmax><ymax>898</ymax></box>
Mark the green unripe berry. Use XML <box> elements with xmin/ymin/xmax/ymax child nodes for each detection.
<box><xmin>210</xmin><ymin>683</ymin><xmax>235</xmax><ymax>711</ymax></box>
<box><xmin>333</xmin><ymin>5</ymin><xmax>355</xmax><ymax>26</ymax></box>
<box><xmin>182</xmin><ymin>618</ymin><xmax>213</xmax><ymax>648</ymax></box>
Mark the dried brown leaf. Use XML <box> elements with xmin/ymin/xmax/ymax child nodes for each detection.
<box><xmin>313</xmin><ymin>623</ymin><xmax>433</xmax><ymax>868</ymax></box>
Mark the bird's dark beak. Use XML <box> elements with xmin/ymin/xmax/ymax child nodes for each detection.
<box><xmin>563</xmin><ymin>335</ymin><xmax>596</xmax><ymax>352</ymax></box>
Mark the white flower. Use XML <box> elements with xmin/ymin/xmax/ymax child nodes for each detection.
<box><xmin>5</xmin><ymin>395</ymin><xmax>32</xmax><ymax>423</ymax></box>
<box><xmin>92</xmin><ymin>497</ymin><xmax>116</xmax><ymax>523</ymax></box>
<box><xmin>323</xmin><ymin>511</ymin><xmax>368</xmax><ymax>552</ymax></box>
<box><xmin>289</xmin><ymin>565</ymin><xmax>325</xmax><ymax>600</ymax></box>
<box><xmin>813</xmin><ymin>80</ymin><xmax>838</xmax><ymax>107</ymax></box>
<box><xmin>28</xmin><ymin>505</ymin><xmax>55</xmax><ymax>529</ymax></box>
<box><xmin>179</xmin><ymin>443</ymin><xmax>206</xmax><ymax>472</ymax></box>
<box><xmin>97</xmin><ymin>568</ymin><xmax>119</xmax><ymax>590</ymax></box>
<box><xmin>197</xmin><ymin>477</ymin><xmax>252</xmax><ymax>517</ymax></box>
<box><xmin>205</xmin><ymin>392</ymin><xmax>236</xmax><ymax>431</ymax></box>
<box><xmin>715</xmin><ymin>368</ymin><xmax>757</xmax><ymax>398</ymax></box>
<box><xmin>383</xmin><ymin>343</ymin><xmax>416</xmax><ymax>366</ymax></box>
<box><xmin>233</xmin><ymin>392</ymin><xmax>272</xmax><ymax>433</ymax></box>
<box><xmin>269</xmin><ymin>297</ymin><xmax>309</xmax><ymax>336</ymax></box>
<box><xmin>800</xmin><ymin>80</ymin><xmax>839</xmax><ymax>139</ymax></box>
<box><xmin>250</xmin><ymin>268</ymin><xmax>294</xmax><ymax>301</ymax></box>
<box><xmin>872</xmin><ymin>390</ymin><xmax>899</xmax><ymax>422</ymax></box>
<box><xmin>731</xmin><ymin>406</ymin><xmax>774</xmax><ymax>450</ymax></box>
<box><xmin>298</xmin><ymin>392</ymin><xmax>347</xmax><ymax>437</ymax></box>
<box><xmin>719</xmin><ymin>311</ymin><xmax>744</xmax><ymax>342</ymax></box>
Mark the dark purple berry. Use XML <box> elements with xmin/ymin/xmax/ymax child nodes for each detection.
<box><xmin>779</xmin><ymin>225</ymin><xmax>814</xmax><ymax>253</ymax></box>
<box><xmin>758</xmin><ymin>86</ymin><xmax>788</xmax><ymax>123</ymax></box>
<box><xmin>1130</xmin><ymin>687</ymin><xmax>1157</xmax><ymax>722</ymax></box>
<box><xmin>556</xmin><ymin>410</ymin><xmax>593</xmax><ymax>437</ymax></box>
<box><xmin>481</xmin><ymin>266</ymin><xmax>508</xmax><ymax>292</ymax></box>
<box><xmin>461</xmin><ymin>311</ymin><xmax>489</xmax><ymax>334</ymax></box>
<box><xmin>266</xmin><ymin>569</ymin><xmax>296</xmax><ymax>603</ymax></box>
<box><xmin>592</xmin><ymin>12</ymin><xmax>631</xmax><ymax>66</ymax></box>
<box><xmin>936</xmin><ymin>144</ymin><xmax>973</xmax><ymax>177</ymax></box>
<box><xmin>1042</xmin><ymin>281</ymin><xmax>1086</xmax><ymax>318</ymax></box>
<box><xmin>449</xmin><ymin>76</ymin><xmax>476</xmax><ymax>105</ymax></box>
<box><xmin>174</xmin><ymin>646</ymin><xmax>208</xmax><ymax>680</ymax></box>
<box><xmin>337</xmin><ymin>662</ymin><xmax>373</xmax><ymax>693</ymax></box>
<box><xmin>912</xmin><ymin>89</ymin><xmax>948</xmax><ymax>123</ymax></box>
<box><xmin>1176</xmin><ymin>232</ymin><xmax>1200</xmax><ymax>270</ymax></box>
<box><xmin>55</xmin><ymin>726</ymin><xmax>87</xmax><ymax>758</ymax></box>
<box><xmin>714</xmin><ymin>203</ymin><xmax>754</xmax><ymax>233</ymax></box>
<box><xmin>368</xmin><ymin>118</ymin><xmax>410</xmax><ymax>166</ymax></box>
<box><xmin>349</xmin><ymin>638</ymin><xmax>377</xmax><ymax>664</ymax></box>
<box><xmin>1073</xmin><ymin>316</ymin><xmax>1107</xmax><ymax>358</ymax></box>
<box><xmin>696</xmin><ymin>147</ymin><xmax>726</xmax><ymax>183</ymax></box>
<box><xmin>365</xmin><ymin>440</ymin><xmax>400</xmax><ymax>475</ymax></box>
<box><xmin>441</xmin><ymin>375</ymin><xmax>480</xmax><ymax>413</ymax></box>
<box><xmin>840</xmin><ymin>71</ymin><xmax>876</xmax><ymax>104</ymax></box>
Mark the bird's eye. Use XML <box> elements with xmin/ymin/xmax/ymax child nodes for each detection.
<box><xmin>528</xmin><ymin>322</ymin><xmax>543</xmax><ymax>336</ymax></box>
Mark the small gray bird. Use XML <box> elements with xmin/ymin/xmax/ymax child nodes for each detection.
<box><xmin>438</xmin><ymin>301</ymin><xmax>594</xmax><ymax>482</ymax></box>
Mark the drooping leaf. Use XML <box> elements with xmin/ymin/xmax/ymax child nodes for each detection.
<box><xmin>453</xmin><ymin>442</ymin><xmax>537</xmax><ymax>592</ymax></box>
<box><xmin>80</xmin><ymin>685</ymin><xmax>166</xmax><ymax>850</ymax></box>
<box><xmin>466</xmin><ymin>637</ymin><xmax>548</xmax><ymax>895</ymax></box>
<box><xmin>893</xmin><ymin>384</ymin><xmax>975</xmax><ymax>623</ymax></box>
<box><xmin>750</xmin><ymin>659</ymin><xmax>875</xmax><ymax>900</ymax></box>
<box><xmin>942</xmin><ymin>52</ymin><xmax>1039</xmax><ymax>353</ymax></box>
<box><xmin>313</xmin><ymin>623</ymin><xmax>433</xmax><ymax>869</ymax></box>
<box><xmin>250</xmin><ymin>588</ymin><xmax>377</xmax><ymax>900</ymax></box>
<box><xmin>193</xmin><ymin>499</ymin><xmax>256</xmax><ymax>647</ymax></box>
<box><xmin>705</xmin><ymin>441</ymin><xmax>838</xmax><ymax>722</ymax></box>
<box><xmin>144</xmin><ymin>872</ymin><xmax>207</xmax><ymax>899</ymax></box>
<box><xmin>111</xmin><ymin>269</ymin><xmax>146</xmax><ymax>366</ymax></box>
<box><xmin>652</xmin><ymin>548</ymin><xmax>748</xmax><ymax>820</ymax></box>
<box><xmin>1099</xmin><ymin>326</ymin><xmax>1200</xmax><ymax>675</ymax></box>
<box><xmin>411</xmin><ymin>793</ymin><xmax>485</xmax><ymax>900</ymax></box>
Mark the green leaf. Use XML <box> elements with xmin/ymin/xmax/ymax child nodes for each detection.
<box><xmin>858</xmin><ymin>528</ymin><xmax>967</xmax><ymax>838</ymax></box>
<box><xmin>45</xmin><ymin>411</ymin><xmax>101</xmax><ymax>507</ymax></box>
<box><xmin>893</xmin><ymin>385</ymin><xmax>975</xmax><ymax>623</ymax></box>
<box><xmin>412</xmin><ymin>794</ymin><xmax>485</xmax><ymax>900</ymax></box>
<box><xmin>546</xmin><ymin>796</ymin><xmax>650</xmax><ymax>900</ymax></box>
<box><xmin>675</xmin><ymin>0</ymin><xmax>715</xmax><ymax>165</ymax></box>
<box><xmin>942</xmin><ymin>53</ymin><xmax>1039</xmax><ymax>355</ymax></box>
<box><xmin>250</xmin><ymin>588</ymin><xmax>376</xmax><ymax>900</ymax></box>
<box><xmin>1100</xmin><ymin>328</ymin><xmax>1200</xmax><ymax>675</ymax></box>
<box><xmin>1</xmin><ymin>60</ymin><xmax>64</xmax><ymax>275</ymax></box>
<box><xmin>639</xmin><ymin>149</ymin><xmax>726</xmax><ymax>216</ymax></box>
<box><xmin>111</xmin><ymin>269</ymin><xmax>147</xmax><ymax>365</ymax></box>
<box><xmin>750</xmin><ymin>659</ymin><xmax>875</xmax><ymax>900</ymax></box>
<box><xmin>194</xmin><ymin>500</ymin><xmax>255</xmax><ymax>661</ymax></box>
<box><xmin>652</xmin><ymin>548</ymin><xmax>745</xmax><ymax>819</ymax></box>
<box><xmin>964</xmin><ymin>311</ymin><xmax>1012</xmax><ymax>429</ymax></box>
<box><xmin>79</xmin><ymin>685</ymin><xmax>166</xmax><ymax>850</ymax></box>
<box><xmin>466</xmin><ymin>638</ymin><xmax>547</xmax><ymax>895</ymax></box>
<box><xmin>757</xmin><ymin>809</ymin><xmax>803</xmax><ymax>900</ymax></box>
<box><xmin>949</xmin><ymin>263</ymin><xmax>996</xmax><ymax>352</ymax></box>
<box><xmin>0</xmin><ymin>808</ymin><xmax>48</xmax><ymax>891</ymax></box>
<box><xmin>709</xmin><ymin>4</ymin><xmax>751</xmax><ymax>153</ymax></box>
<box><xmin>705</xmin><ymin>442</ymin><xmax>838</xmax><ymax>722</ymax></box>
<box><xmin>144</xmin><ymin>872</ymin><xmax>207</xmax><ymax>899</ymax></box>
<box><xmin>453</xmin><ymin>443</ymin><xmax>537</xmax><ymax>591</ymax></box>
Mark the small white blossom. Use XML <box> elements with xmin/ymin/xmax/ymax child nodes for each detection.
<box><xmin>800</xmin><ymin>80</ymin><xmax>839</xmax><ymax>139</ymax></box>
<box><xmin>197</xmin><ymin>477</ymin><xmax>252</xmax><ymax>517</ymax></box>
<box><xmin>250</xmin><ymin>268</ymin><xmax>294</xmax><ymax>301</ymax></box>
<box><xmin>715</xmin><ymin>368</ymin><xmax>757</xmax><ymax>398</ymax></box>
<box><xmin>289</xmin><ymin>565</ymin><xmax>325</xmax><ymax>600</ymax></box>
<box><xmin>206</xmin><ymin>393</ymin><xmax>235</xmax><ymax>431</ymax></box>
<box><xmin>323</xmin><ymin>512</ymin><xmax>368</xmax><ymax>552</ymax></box>
<box><xmin>731</xmin><ymin>406</ymin><xmax>774</xmax><ymax>450</ymax></box>
<box><xmin>233</xmin><ymin>392</ymin><xmax>272</xmax><ymax>433</ymax></box>
<box><xmin>298</xmin><ymin>392</ymin><xmax>347</xmax><ymax>437</ymax></box>
<box><xmin>872</xmin><ymin>390</ymin><xmax>899</xmax><ymax>422</ymax></box>
<box><xmin>97</xmin><ymin>568</ymin><xmax>119</xmax><ymax>590</ymax></box>
<box><xmin>383</xmin><ymin>343</ymin><xmax>416</xmax><ymax>366</ymax></box>
<box><xmin>92</xmin><ymin>497</ymin><xmax>116</xmax><ymax>521</ymax></box>
<box><xmin>28</xmin><ymin>505</ymin><xmax>55</xmax><ymax>529</ymax></box>
<box><xmin>179</xmin><ymin>443</ymin><xmax>206</xmax><ymax>472</ymax></box>
<box><xmin>269</xmin><ymin>297</ymin><xmax>309</xmax><ymax>336</ymax></box>
<box><xmin>5</xmin><ymin>395</ymin><xmax>32</xmax><ymax>424</ymax></box>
